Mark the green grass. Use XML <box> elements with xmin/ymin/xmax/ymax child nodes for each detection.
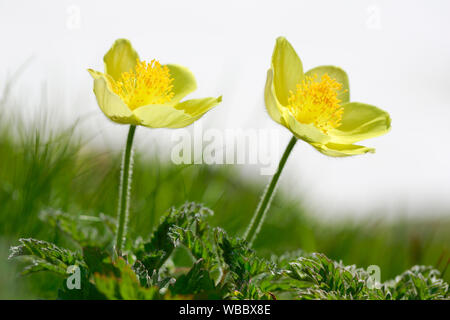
<box><xmin>0</xmin><ymin>90</ymin><xmax>448</xmax><ymax>299</ymax></box>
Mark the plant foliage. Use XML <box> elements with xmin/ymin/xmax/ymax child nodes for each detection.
<box><xmin>9</xmin><ymin>203</ymin><xmax>449</xmax><ymax>300</ymax></box>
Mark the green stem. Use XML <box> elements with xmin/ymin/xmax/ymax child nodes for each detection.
<box><xmin>115</xmin><ymin>125</ymin><xmax>137</xmax><ymax>254</ymax></box>
<box><xmin>244</xmin><ymin>135</ymin><xmax>297</xmax><ymax>245</ymax></box>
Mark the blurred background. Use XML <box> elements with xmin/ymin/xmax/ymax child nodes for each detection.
<box><xmin>0</xmin><ymin>0</ymin><xmax>449</xmax><ymax>298</ymax></box>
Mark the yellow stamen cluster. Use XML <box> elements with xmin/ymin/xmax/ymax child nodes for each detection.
<box><xmin>287</xmin><ymin>73</ymin><xmax>344</xmax><ymax>134</ymax></box>
<box><xmin>111</xmin><ymin>59</ymin><xmax>174</xmax><ymax>110</ymax></box>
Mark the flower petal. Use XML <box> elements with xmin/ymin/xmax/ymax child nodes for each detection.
<box><xmin>271</xmin><ymin>37</ymin><xmax>304</xmax><ymax>105</ymax></box>
<box><xmin>165</xmin><ymin>64</ymin><xmax>197</xmax><ymax>104</ymax></box>
<box><xmin>264</xmin><ymin>68</ymin><xmax>286</xmax><ymax>125</ymax></box>
<box><xmin>133</xmin><ymin>105</ymin><xmax>191</xmax><ymax>128</ymax></box>
<box><xmin>311</xmin><ymin>142</ymin><xmax>375</xmax><ymax>157</ymax></box>
<box><xmin>103</xmin><ymin>39</ymin><xmax>139</xmax><ymax>81</ymax></box>
<box><xmin>87</xmin><ymin>69</ymin><xmax>138</xmax><ymax>125</ymax></box>
<box><xmin>284</xmin><ymin>110</ymin><xmax>330</xmax><ymax>144</ymax></box>
<box><xmin>305</xmin><ymin>65</ymin><xmax>350</xmax><ymax>103</ymax></box>
<box><xmin>174</xmin><ymin>96</ymin><xmax>222</xmax><ymax>117</ymax></box>
<box><xmin>329</xmin><ymin>102</ymin><xmax>391</xmax><ymax>144</ymax></box>
<box><xmin>134</xmin><ymin>96</ymin><xmax>221</xmax><ymax>128</ymax></box>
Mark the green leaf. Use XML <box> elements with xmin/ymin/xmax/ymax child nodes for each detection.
<box><xmin>215</xmin><ymin>228</ymin><xmax>277</xmax><ymax>299</ymax></box>
<box><xmin>170</xmin><ymin>259</ymin><xmax>223</xmax><ymax>298</ymax></box>
<box><xmin>134</xmin><ymin>202</ymin><xmax>213</xmax><ymax>273</ymax></box>
<box><xmin>82</xmin><ymin>246</ymin><xmax>118</xmax><ymax>275</ymax></box>
<box><xmin>9</xmin><ymin>238</ymin><xmax>86</xmax><ymax>276</ymax></box>
<box><xmin>386</xmin><ymin>266</ymin><xmax>449</xmax><ymax>300</ymax></box>
<box><xmin>40</xmin><ymin>209</ymin><xmax>115</xmax><ymax>248</ymax></box>
<box><xmin>287</xmin><ymin>253</ymin><xmax>386</xmax><ymax>300</ymax></box>
<box><xmin>93</xmin><ymin>258</ymin><xmax>162</xmax><ymax>300</ymax></box>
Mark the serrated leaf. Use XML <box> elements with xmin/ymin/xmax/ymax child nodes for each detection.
<box><xmin>134</xmin><ymin>202</ymin><xmax>213</xmax><ymax>274</ymax></box>
<box><xmin>93</xmin><ymin>258</ymin><xmax>162</xmax><ymax>300</ymax></box>
<box><xmin>170</xmin><ymin>259</ymin><xmax>225</xmax><ymax>299</ymax></box>
<box><xmin>9</xmin><ymin>238</ymin><xmax>86</xmax><ymax>276</ymax></box>
<box><xmin>40</xmin><ymin>209</ymin><xmax>114</xmax><ymax>248</ymax></box>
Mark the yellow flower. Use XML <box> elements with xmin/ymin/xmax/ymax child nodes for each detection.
<box><xmin>88</xmin><ymin>39</ymin><xmax>222</xmax><ymax>128</ymax></box>
<box><xmin>265</xmin><ymin>37</ymin><xmax>391</xmax><ymax>156</ymax></box>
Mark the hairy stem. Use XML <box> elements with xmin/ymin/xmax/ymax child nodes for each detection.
<box><xmin>115</xmin><ymin>125</ymin><xmax>136</xmax><ymax>254</ymax></box>
<box><xmin>244</xmin><ymin>135</ymin><xmax>297</xmax><ymax>245</ymax></box>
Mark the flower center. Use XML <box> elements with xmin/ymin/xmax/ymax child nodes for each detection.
<box><xmin>111</xmin><ymin>59</ymin><xmax>174</xmax><ymax>110</ymax></box>
<box><xmin>287</xmin><ymin>73</ymin><xmax>344</xmax><ymax>134</ymax></box>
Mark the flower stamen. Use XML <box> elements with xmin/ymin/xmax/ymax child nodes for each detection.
<box><xmin>111</xmin><ymin>59</ymin><xmax>174</xmax><ymax>110</ymax></box>
<box><xmin>287</xmin><ymin>73</ymin><xmax>344</xmax><ymax>134</ymax></box>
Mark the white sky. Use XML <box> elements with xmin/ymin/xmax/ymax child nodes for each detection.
<box><xmin>1</xmin><ymin>0</ymin><xmax>450</xmax><ymax>220</ymax></box>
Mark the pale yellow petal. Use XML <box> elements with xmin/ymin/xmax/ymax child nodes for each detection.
<box><xmin>133</xmin><ymin>96</ymin><xmax>220</xmax><ymax>128</ymax></box>
<box><xmin>311</xmin><ymin>142</ymin><xmax>375</xmax><ymax>157</ymax></box>
<box><xmin>133</xmin><ymin>104</ymin><xmax>192</xmax><ymax>128</ymax></box>
<box><xmin>88</xmin><ymin>69</ymin><xmax>138</xmax><ymax>125</ymax></box>
<box><xmin>264</xmin><ymin>68</ymin><xmax>286</xmax><ymax>125</ymax></box>
<box><xmin>283</xmin><ymin>110</ymin><xmax>330</xmax><ymax>144</ymax></box>
<box><xmin>174</xmin><ymin>96</ymin><xmax>222</xmax><ymax>117</ymax></box>
<box><xmin>103</xmin><ymin>39</ymin><xmax>139</xmax><ymax>81</ymax></box>
<box><xmin>329</xmin><ymin>102</ymin><xmax>391</xmax><ymax>144</ymax></box>
<box><xmin>165</xmin><ymin>64</ymin><xmax>197</xmax><ymax>105</ymax></box>
<box><xmin>271</xmin><ymin>37</ymin><xmax>304</xmax><ymax>105</ymax></box>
